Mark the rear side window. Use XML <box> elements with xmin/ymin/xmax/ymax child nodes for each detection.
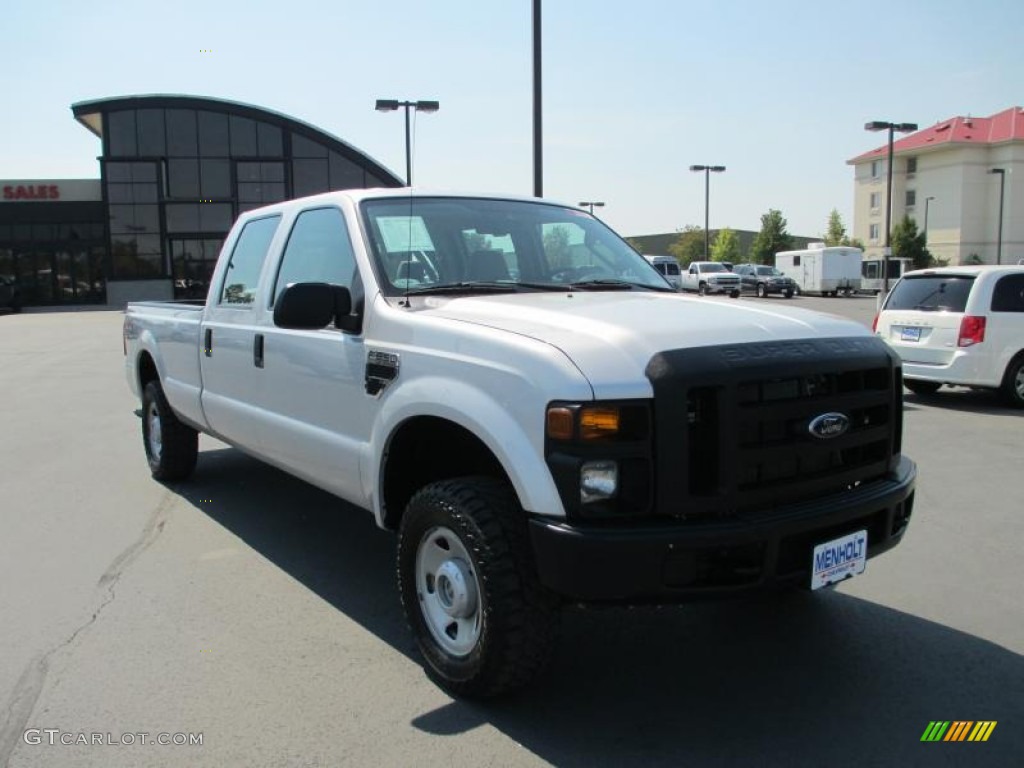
<box><xmin>886</xmin><ymin>275</ymin><xmax>974</xmax><ymax>312</ymax></box>
<box><xmin>273</xmin><ymin>207</ymin><xmax>356</xmax><ymax>305</ymax></box>
<box><xmin>991</xmin><ymin>274</ymin><xmax>1024</xmax><ymax>312</ymax></box>
<box><xmin>219</xmin><ymin>215</ymin><xmax>280</xmax><ymax>305</ymax></box>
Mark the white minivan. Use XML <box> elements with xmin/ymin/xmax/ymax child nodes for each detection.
<box><xmin>643</xmin><ymin>254</ymin><xmax>682</xmax><ymax>290</ymax></box>
<box><xmin>874</xmin><ymin>265</ymin><xmax>1024</xmax><ymax>406</ymax></box>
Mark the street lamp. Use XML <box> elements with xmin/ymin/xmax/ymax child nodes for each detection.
<box><xmin>689</xmin><ymin>164</ymin><xmax>726</xmax><ymax>259</ymax></box>
<box><xmin>375</xmin><ymin>99</ymin><xmax>440</xmax><ymax>186</ymax></box>
<box><xmin>990</xmin><ymin>169</ymin><xmax>1006</xmax><ymax>265</ymax></box>
<box><xmin>579</xmin><ymin>201</ymin><xmax>604</xmax><ymax>215</ymax></box>
<box><xmin>865</xmin><ymin>120</ymin><xmax>918</xmax><ymax>291</ymax></box>
<box><xmin>923</xmin><ymin>196</ymin><xmax>935</xmax><ymax>243</ymax></box>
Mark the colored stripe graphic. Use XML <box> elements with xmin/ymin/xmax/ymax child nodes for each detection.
<box><xmin>921</xmin><ymin>721</ymin><xmax>996</xmax><ymax>742</ymax></box>
<box><xmin>921</xmin><ymin>722</ymin><xmax>949</xmax><ymax>741</ymax></box>
<box><xmin>945</xmin><ymin>721</ymin><xmax>972</xmax><ymax>741</ymax></box>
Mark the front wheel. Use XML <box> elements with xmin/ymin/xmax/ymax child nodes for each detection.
<box><xmin>1001</xmin><ymin>356</ymin><xmax>1024</xmax><ymax>408</ymax></box>
<box><xmin>697</xmin><ymin>282</ymin><xmax>707</xmax><ymax>296</ymax></box>
<box><xmin>756</xmin><ymin>283</ymin><xmax>767</xmax><ymax>298</ymax></box>
<box><xmin>397</xmin><ymin>477</ymin><xmax>559</xmax><ymax>698</ymax></box>
<box><xmin>142</xmin><ymin>381</ymin><xmax>198</xmax><ymax>480</ymax></box>
<box><xmin>730</xmin><ymin>290</ymin><xmax>740</xmax><ymax>299</ymax></box>
<box><xmin>784</xmin><ymin>289</ymin><xmax>794</xmax><ymax>299</ymax></box>
<box><xmin>904</xmin><ymin>379</ymin><xmax>942</xmax><ymax>396</ymax></box>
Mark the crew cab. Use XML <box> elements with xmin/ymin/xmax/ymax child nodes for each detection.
<box><xmin>680</xmin><ymin>260</ymin><xmax>741</xmax><ymax>296</ymax></box>
<box><xmin>874</xmin><ymin>265</ymin><xmax>1024</xmax><ymax>406</ymax></box>
<box><xmin>124</xmin><ymin>190</ymin><xmax>917</xmax><ymax>697</ymax></box>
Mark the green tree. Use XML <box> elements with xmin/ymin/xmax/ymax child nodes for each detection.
<box><xmin>841</xmin><ymin>236</ymin><xmax>866</xmax><ymax>250</ymax></box>
<box><xmin>543</xmin><ymin>225</ymin><xmax>571</xmax><ymax>268</ymax></box>
<box><xmin>667</xmin><ymin>225</ymin><xmax>705</xmax><ymax>264</ymax></box>
<box><xmin>749</xmin><ymin>209</ymin><xmax>794</xmax><ymax>265</ymax></box>
<box><xmin>891</xmin><ymin>215</ymin><xmax>932</xmax><ymax>270</ymax></box>
<box><xmin>626</xmin><ymin>238</ymin><xmax>645</xmax><ymax>254</ymax></box>
<box><xmin>824</xmin><ymin>209</ymin><xmax>846</xmax><ymax>246</ymax></box>
<box><xmin>710</xmin><ymin>227</ymin><xmax>741</xmax><ymax>263</ymax></box>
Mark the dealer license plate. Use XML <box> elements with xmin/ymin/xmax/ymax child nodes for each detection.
<box><xmin>811</xmin><ymin>530</ymin><xmax>867</xmax><ymax>590</ymax></box>
<box><xmin>900</xmin><ymin>327</ymin><xmax>922</xmax><ymax>342</ymax></box>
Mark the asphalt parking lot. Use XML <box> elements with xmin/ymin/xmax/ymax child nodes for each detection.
<box><xmin>1</xmin><ymin>297</ymin><xmax>1022</xmax><ymax>767</ymax></box>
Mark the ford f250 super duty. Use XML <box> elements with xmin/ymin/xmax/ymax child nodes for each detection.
<box><xmin>124</xmin><ymin>189</ymin><xmax>916</xmax><ymax>697</ymax></box>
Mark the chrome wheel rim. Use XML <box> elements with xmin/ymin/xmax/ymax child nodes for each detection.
<box><xmin>146</xmin><ymin>401</ymin><xmax>162</xmax><ymax>462</ymax></box>
<box><xmin>415</xmin><ymin>526</ymin><xmax>481</xmax><ymax>657</ymax></box>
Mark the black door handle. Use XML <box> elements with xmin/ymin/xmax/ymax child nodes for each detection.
<box><xmin>204</xmin><ymin>328</ymin><xmax>213</xmax><ymax>357</ymax></box>
<box><xmin>254</xmin><ymin>334</ymin><xmax>264</xmax><ymax>368</ymax></box>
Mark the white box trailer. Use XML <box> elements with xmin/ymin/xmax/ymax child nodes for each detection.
<box><xmin>774</xmin><ymin>245</ymin><xmax>863</xmax><ymax>297</ymax></box>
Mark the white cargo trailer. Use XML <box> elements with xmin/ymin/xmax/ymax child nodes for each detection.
<box><xmin>774</xmin><ymin>245</ymin><xmax>863</xmax><ymax>297</ymax></box>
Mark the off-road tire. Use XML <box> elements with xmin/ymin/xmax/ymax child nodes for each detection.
<box><xmin>397</xmin><ymin>476</ymin><xmax>559</xmax><ymax>698</ymax></box>
<box><xmin>1000</xmin><ymin>355</ymin><xmax>1024</xmax><ymax>408</ymax></box>
<box><xmin>142</xmin><ymin>380</ymin><xmax>198</xmax><ymax>481</ymax></box>
<box><xmin>904</xmin><ymin>379</ymin><xmax>941</xmax><ymax>396</ymax></box>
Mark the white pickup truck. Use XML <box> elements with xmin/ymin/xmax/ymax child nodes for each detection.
<box><xmin>680</xmin><ymin>260</ymin><xmax>741</xmax><ymax>296</ymax></box>
<box><xmin>124</xmin><ymin>190</ymin><xmax>916</xmax><ymax>697</ymax></box>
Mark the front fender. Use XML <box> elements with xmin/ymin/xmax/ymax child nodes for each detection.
<box><xmin>364</xmin><ymin>376</ymin><xmax>567</xmax><ymax>527</ymax></box>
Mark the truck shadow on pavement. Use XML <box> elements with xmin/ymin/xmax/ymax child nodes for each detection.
<box><xmin>904</xmin><ymin>387</ymin><xmax>1024</xmax><ymax>417</ymax></box>
<box><xmin>179</xmin><ymin>445</ymin><xmax>1024</xmax><ymax>768</ymax></box>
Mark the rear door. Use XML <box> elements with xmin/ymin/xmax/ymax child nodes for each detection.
<box><xmin>878</xmin><ymin>273</ymin><xmax>975</xmax><ymax>364</ymax></box>
<box><xmin>199</xmin><ymin>213</ymin><xmax>283</xmax><ymax>449</ymax></box>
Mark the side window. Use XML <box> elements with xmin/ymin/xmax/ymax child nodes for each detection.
<box><xmin>273</xmin><ymin>207</ymin><xmax>356</xmax><ymax>305</ymax></box>
<box><xmin>219</xmin><ymin>215</ymin><xmax>280</xmax><ymax>305</ymax></box>
<box><xmin>793</xmin><ymin>255</ymin><xmax>801</xmax><ymax>267</ymax></box>
<box><xmin>991</xmin><ymin>274</ymin><xmax>1024</xmax><ymax>312</ymax></box>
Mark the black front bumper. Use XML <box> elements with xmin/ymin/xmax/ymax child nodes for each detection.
<box><xmin>529</xmin><ymin>456</ymin><xmax>916</xmax><ymax>603</ymax></box>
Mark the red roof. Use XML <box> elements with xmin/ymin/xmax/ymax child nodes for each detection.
<box><xmin>848</xmin><ymin>106</ymin><xmax>1024</xmax><ymax>163</ymax></box>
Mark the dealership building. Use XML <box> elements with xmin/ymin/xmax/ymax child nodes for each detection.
<box><xmin>0</xmin><ymin>95</ymin><xmax>402</xmax><ymax>307</ymax></box>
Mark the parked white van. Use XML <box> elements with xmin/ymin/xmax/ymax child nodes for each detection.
<box><xmin>874</xmin><ymin>265</ymin><xmax>1024</xmax><ymax>406</ymax></box>
<box><xmin>643</xmin><ymin>255</ymin><xmax>682</xmax><ymax>290</ymax></box>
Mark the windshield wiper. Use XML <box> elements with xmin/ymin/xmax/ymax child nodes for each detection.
<box><xmin>403</xmin><ymin>281</ymin><xmax>567</xmax><ymax>296</ymax></box>
<box><xmin>569</xmin><ymin>278</ymin><xmax>671</xmax><ymax>292</ymax></box>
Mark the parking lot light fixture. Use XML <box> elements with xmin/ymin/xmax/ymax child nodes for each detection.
<box><xmin>579</xmin><ymin>201</ymin><xmax>605</xmax><ymax>215</ymax></box>
<box><xmin>689</xmin><ymin>165</ymin><xmax>726</xmax><ymax>259</ymax></box>
<box><xmin>989</xmin><ymin>169</ymin><xmax>1006</xmax><ymax>265</ymax></box>
<box><xmin>374</xmin><ymin>99</ymin><xmax>440</xmax><ymax>186</ymax></box>
<box><xmin>864</xmin><ymin>120</ymin><xmax>918</xmax><ymax>291</ymax></box>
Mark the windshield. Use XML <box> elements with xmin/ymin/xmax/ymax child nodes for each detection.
<box><xmin>755</xmin><ymin>266</ymin><xmax>783</xmax><ymax>276</ymax></box>
<box><xmin>885</xmin><ymin>275</ymin><xmax>975</xmax><ymax>312</ymax></box>
<box><xmin>361</xmin><ymin>197</ymin><xmax>672</xmax><ymax>295</ymax></box>
<box><xmin>699</xmin><ymin>263</ymin><xmax>728</xmax><ymax>273</ymax></box>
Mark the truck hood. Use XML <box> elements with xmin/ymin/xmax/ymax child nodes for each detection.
<box><xmin>421</xmin><ymin>292</ymin><xmax>871</xmax><ymax>398</ymax></box>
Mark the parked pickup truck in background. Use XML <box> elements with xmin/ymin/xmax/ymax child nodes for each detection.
<box><xmin>680</xmin><ymin>260</ymin><xmax>741</xmax><ymax>296</ymax></box>
<box><xmin>124</xmin><ymin>190</ymin><xmax>917</xmax><ymax>697</ymax></box>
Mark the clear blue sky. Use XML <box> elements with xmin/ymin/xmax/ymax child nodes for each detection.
<box><xmin>2</xmin><ymin>0</ymin><xmax>1021</xmax><ymax>239</ymax></box>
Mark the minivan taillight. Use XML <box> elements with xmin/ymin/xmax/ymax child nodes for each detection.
<box><xmin>871</xmin><ymin>313</ymin><xmax>879</xmax><ymax>333</ymax></box>
<box><xmin>958</xmin><ymin>315</ymin><xmax>986</xmax><ymax>347</ymax></box>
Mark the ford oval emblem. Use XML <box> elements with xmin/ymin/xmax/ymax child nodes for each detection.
<box><xmin>808</xmin><ymin>412</ymin><xmax>850</xmax><ymax>439</ymax></box>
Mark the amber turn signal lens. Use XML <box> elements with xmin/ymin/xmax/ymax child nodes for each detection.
<box><xmin>579</xmin><ymin>406</ymin><xmax>620</xmax><ymax>439</ymax></box>
<box><xmin>546</xmin><ymin>407</ymin><xmax>575</xmax><ymax>440</ymax></box>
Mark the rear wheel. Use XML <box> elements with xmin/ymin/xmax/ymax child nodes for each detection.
<box><xmin>397</xmin><ymin>477</ymin><xmax>559</xmax><ymax>698</ymax></box>
<box><xmin>1000</xmin><ymin>356</ymin><xmax>1024</xmax><ymax>408</ymax></box>
<box><xmin>142</xmin><ymin>380</ymin><xmax>198</xmax><ymax>480</ymax></box>
<box><xmin>904</xmin><ymin>379</ymin><xmax>942</xmax><ymax>396</ymax></box>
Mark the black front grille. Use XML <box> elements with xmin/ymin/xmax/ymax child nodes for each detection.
<box><xmin>646</xmin><ymin>337</ymin><xmax>902</xmax><ymax>520</ymax></box>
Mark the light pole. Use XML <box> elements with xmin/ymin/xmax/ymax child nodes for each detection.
<box><xmin>990</xmin><ymin>169</ymin><xmax>1006</xmax><ymax>265</ymax></box>
<box><xmin>865</xmin><ymin>121</ymin><xmax>917</xmax><ymax>291</ymax></box>
<box><xmin>689</xmin><ymin>164</ymin><xmax>726</xmax><ymax>259</ymax></box>
<box><xmin>579</xmin><ymin>201</ymin><xmax>604</xmax><ymax>215</ymax></box>
<box><xmin>923</xmin><ymin>196</ymin><xmax>935</xmax><ymax>244</ymax></box>
<box><xmin>375</xmin><ymin>99</ymin><xmax>440</xmax><ymax>186</ymax></box>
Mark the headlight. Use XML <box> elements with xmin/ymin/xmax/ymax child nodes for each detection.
<box><xmin>580</xmin><ymin>461</ymin><xmax>618</xmax><ymax>503</ymax></box>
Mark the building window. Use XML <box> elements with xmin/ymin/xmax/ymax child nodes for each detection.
<box><xmin>869</xmin><ymin>224</ymin><xmax>880</xmax><ymax>241</ymax></box>
<box><xmin>870</xmin><ymin>192</ymin><xmax>880</xmax><ymax>209</ymax></box>
<box><xmin>906</xmin><ymin>157</ymin><xmax>917</xmax><ymax>175</ymax></box>
<box><xmin>905</xmin><ymin>189</ymin><xmax>916</xmax><ymax>208</ymax></box>
<box><xmin>871</xmin><ymin>160</ymin><xmax>882</xmax><ymax>178</ymax></box>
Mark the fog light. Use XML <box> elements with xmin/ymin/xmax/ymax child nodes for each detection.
<box><xmin>580</xmin><ymin>460</ymin><xmax>618</xmax><ymax>503</ymax></box>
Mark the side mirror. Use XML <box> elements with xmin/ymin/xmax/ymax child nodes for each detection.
<box><xmin>273</xmin><ymin>283</ymin><xmax>352</xmax><ymax>330</ymax></box>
